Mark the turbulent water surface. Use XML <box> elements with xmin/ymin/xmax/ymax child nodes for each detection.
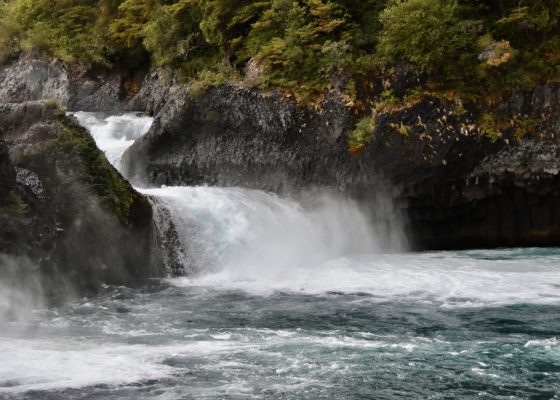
<box><xmin>1</xmin><ymin>113</ymin><xmax>558</xmax><ymax>399</ymax></box>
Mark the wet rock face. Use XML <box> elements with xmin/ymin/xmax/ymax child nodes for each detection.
<box><xmin>124</xmin><ymin>82</ymin><xmax>560</xmax><ymax>250</ymax></box>
<box><xmin>371</xmin><ymin>89</ymin><xmax>560</xmax><ymax>249</ymax></box>
<box><xmin>407</xmin><ymin>139</ymin><xmax>560</xmax><ymax>249</ymax></box>
<box><xmin>0</xmin><ymin>141</ymin><xmax>15</xmax><ymax>199</ymax></box>
<box><xmin>0</xmin><ymin>102</ymin><xmax>157</xmax><ymax>294</ymax></box>
<box><xmin>123</xmin><ymin>84</ymin><xmax>362</xmax><ymax>192</ymax></box>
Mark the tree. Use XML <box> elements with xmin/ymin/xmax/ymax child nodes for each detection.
<box><xmin>378</xmin><ymin>0</ymin><xmax>477</xmax><ymax>73</ymax></box>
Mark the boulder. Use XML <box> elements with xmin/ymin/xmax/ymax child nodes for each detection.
<box><xmin>0</xmin><ymin>101</ymin><xmax>157</xmax><ymax>295</ymax></box>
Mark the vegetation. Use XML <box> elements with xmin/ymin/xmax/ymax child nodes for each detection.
<box><xmin>479</xmin><ymin>112</ymin><xmax>501</xmax><ymax>143</ymax></box>
<box><xmin>0</xmin><ymin>1</ymin><xmax>558</xmax><ymax>150</ymax></box>
<box><xmin>46</xmin><ymin>98</ymin><xmax>67</xmax><ymax>117</ymax></box>
<box><xmin>347</xmin><ymin>116</ymin><xmax>375</xmax><ymax>154</ymax></box>
<box><xmin>0</xmin><ymin>0</ymin><xmax>557</xmax><ymax>100</ymax></box>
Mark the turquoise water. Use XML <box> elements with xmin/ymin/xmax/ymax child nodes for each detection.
<box><xmin>1</xmin><ymin>248</ymin><xmax>559</xmax><ymax>399</ymax></box>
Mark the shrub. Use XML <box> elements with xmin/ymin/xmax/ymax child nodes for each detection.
<box><xmin>378</xmin><ymin>0</ymin><xmax>477</xmax><ymax>73</ymax></box>
<box><xmin>479</xmin><ymin>112</ymin><xmax>501</xmax><ymax>143</ymax></box>
<box><xmin>348</xmin><ymin>116</ymin><xmax>375</xmax><ymax>155</ymax></box>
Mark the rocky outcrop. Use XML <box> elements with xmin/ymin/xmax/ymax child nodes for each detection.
<box><xmin>123</xmin><ymin>81</ymin><xmax>560</xmax><ymax>250</ymax></box>
<box><xmin>0</xmin><ymin>55</ymin><xmax>177</xmax><ymax>114</ymax></box>
<box><xmin>123</xmin><ymin>84</ymin><xmax>358</xmax><ymax>191</ymax></box>
<box><xmin>0</xmin><ymin>101</ymin><xmax>156</xmax><ymax>295</ymax></box>
<box><xmin>0</xmin><ymin>57</ymin><xmax>70</xmax><ymax>105</ymax></box>
<box><xmin>394</xmin><ymin>86</ymin><xmax>560</xmax><ymax>249</ymax></box>
<box><xmin>123</xmin><ymin>85</ymin><xmax>484</xmax><ymax>194</ymax></box>
<box><xmin>408</xmin><ymin>138</ymin><xmax>560</xmax><ymax>249</ymax></box>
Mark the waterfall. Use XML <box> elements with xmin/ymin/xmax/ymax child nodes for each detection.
<box><xmin>140</xmin><ymin>186</ymin><xmax>381</xmax><ymax>277</ymax></box>
<box><xmin>71</xmin><ymin>112</ymin><xmax>396</xmax><ymax>277</ymax></box>
<box><xmin>72</xmin><ymin>112</ymin><xmax>153</xmax><ymax>173</ymax></box>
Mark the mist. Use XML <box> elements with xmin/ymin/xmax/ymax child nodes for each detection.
<box><xmin>0</xmin><ymin>255</ymin><xmax>44</xmax><ymax>329</ymax></box>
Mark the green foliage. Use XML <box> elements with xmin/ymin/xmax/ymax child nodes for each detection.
<box><xmin>46</xmin><ymin>98</ymin><xmax>67</xmax><ymax>118</ymax></box>
<box><xmin>513</xmin><ymin>115</ymin><xmax>541</xmax><ymax>142</ymax></box>
<box><xmin>375</xmin><ymin>89</ymin><xmax>400</xmax><ymax>112</ymax></box>
<box><xmin>0</xmin><ymin>0</ymin><xmax>21</xmax><ymax>63</ymax></box>
<box><xmin>0</xmin><ymin>0</ymin><xmax>115</xmax><ymax>64</ymax></box>
<box><xmin>378</xmin><ymin>0</ymin><xmax>479</xmax><ymax>81</ymax></box>
<box><xmin>479</xmin><ymin>112</ymin><xmax>501</xmax><ymax>143</ymax></box>
<box><xmin>240</xmin><ymin>0</ymin><xmax>350</xmax><ymax>98</ymax></box>
<box><xmin>0</xmin><ymin>0</ymin><xmax>558</xmax><ymax>100</ymax></box>
<box><xmin>187</xmin><ymin>65</ymin><xmax>240</xmax><ymax>97</ymax></box>
<box><xmin>109</xmin><ymin>0</ymin><xmax>155</xmax><ymax>49</ymax></box>
<box><xmin>348</xmin><ymin>116</ymin><xmax>375</xmax><ymax>154</ymax></box>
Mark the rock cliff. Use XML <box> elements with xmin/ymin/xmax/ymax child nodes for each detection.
<box><xmin>123</xmin><ymin>82</ymin><xmax>560</xmax><ymax>250</ymax></box>
<box><xmin>3</xmin><ymin>55</ymin><xmax>560</xmax><ymax>250</ymax></box>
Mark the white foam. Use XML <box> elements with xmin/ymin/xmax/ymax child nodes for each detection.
<box><xmin>70</xmin><ymin>112</ymin><xmax>153</xmax><ymax>172</ymax></box>
<box><xmin>470</xmin><ymin>368</ymin><xmax>500</xmax><ymax>379</ymax></box>
<box><xmin>141</xmin><ymin>186</ymin><xmax>383</xmax><ymax>277</ymax></box>
<box><xmin>170</xmin><ymin>250</ymin><xmax>560</xmax><ymax>307</ymax></box>
<box><xmin>524</xmin><ymin>337</ymin><xmax>558</xmax><ymax>349</ymax></box>
<box><xmin>0</xmin><ymin>338</ymin><xmax>247</xmax><ymax>394</ymax></box>
<box><xmin>0</xmin><ymin>339</ymin><xmax>171</xmax><ymax>393</ymax></box>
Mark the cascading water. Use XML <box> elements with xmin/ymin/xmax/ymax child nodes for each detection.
<box><xmin>72</xmin><ymin>112</ymin><xmax>153</xmax><ymax>173</ymax></box>
<box><xmin>72</xmin><ymin>111</ymin><xmax>396</xmax><ymax>279</ymax></box>
<box><xmin>1</xmin><ymin>113</ymin><xmax>559</xmax><ymax>400</ymax></box>
<box><xmin>142</xmin><ymin>186</ymin><xmax>382</xmax><ymax>279</ymax></box>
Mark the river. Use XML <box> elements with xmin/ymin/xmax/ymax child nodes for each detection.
<box><xmin>0</xmin><ymin>112</ymin><xmax>558</xmax><ymax>399</ymax></box>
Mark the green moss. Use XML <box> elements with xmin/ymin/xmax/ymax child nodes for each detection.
<box><xmin>375</xmin><ymin>89</ymin><xmax>401</xmax><ymax>112</ymax></box>
<box><xmin>187</xmin><ymin>65</ymin><xmax>240</xmax><ymax>98</ymax></box>
<box><xmin>45</xmin><ymin>98</ymin><xmax>67</xmax><ymax>118</ymax></box>
<box><xmin>0</xmin><ymin>192</ymin><xmax>29</xmax><ymax>238</ymax></box>
<box><xmin>36</xmin><ymin>119</ymin><xmax>140</xmax><ymax>225</ymax></box>
<box><xmin>513</xmin><ymin>115</ymin><xmax>541</xmax><ymax>142</ymax></box>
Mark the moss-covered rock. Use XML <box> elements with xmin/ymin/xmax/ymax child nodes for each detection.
<box><xmin>0</xmin><ymin>101</ymin><xmax>156</xmax><ymax>296</ymax></box>
<box><xmin>0</xmin><ymin>140</ymin><xmax>29</xmax><ymax>251</ymax></box>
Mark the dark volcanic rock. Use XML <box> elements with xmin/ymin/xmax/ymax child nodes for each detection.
<box><xmin>123</xmin><ymin>84</ymin><xmax>360</xmax><ymax>191</ymax></box>
<box><xmin>0</xmin><ymin>101</ymin><xmax>156</xmax><ymax>294</ymax></box>
<box><xmin>407</xmin><ymin>139</ymin><xmax>560</xmax><ymax>249</ymax></box>
<box><xmin>0</xmin><ymin>140</ymin><xmax>15</xmax><ymax>198</ymax></box>
<box><xmin>124</xmin><ymin>83</ymin><xmax>560</xmax><ymax>250</ymax></box>
<box><xmin>385</xmin><ymin>88</ymin><xmax>560</xmax><ymax>249</ymax></box>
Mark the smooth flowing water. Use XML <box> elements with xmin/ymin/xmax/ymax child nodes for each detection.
<box><xmin>1</xmin><ymin>113</ymin><xmax>558</xmax><ymax>399</ymax></box>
